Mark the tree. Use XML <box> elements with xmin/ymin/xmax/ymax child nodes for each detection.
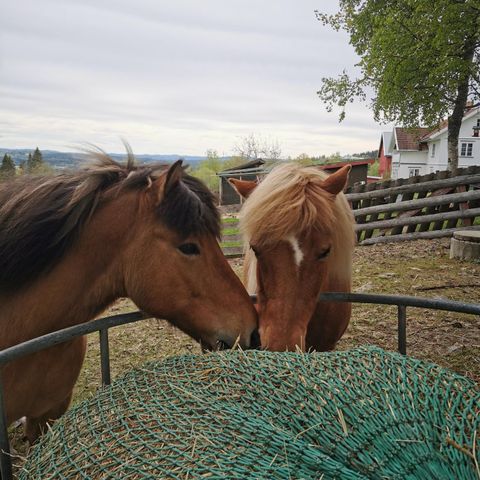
<box><xmin>316</xmin><ymin>0</ymin><xmax>480</xmax><ymax>170</ymax></box>
<box><xmin>190</xmin><ymin>150</ymin><xmax>223</xmax><ymax>194</ymax></box>
<box><xmin>368</xmin><ymin>160</ymin><xmax>380</xmax><ymax>177</ymax></box>
<box><xmin>25</xmin><ymin>147</ymin><xmax>51</xmax><ymax>174</ymax></box>
<box><xmin>233</xmin><ymin>133</ymin><xmax>282</xmax><ymax>161</ymax></box>
<box><xmin>28</xmin><ymin>147</ymin><xmax>43</xmax><ymax>172</ymax></box>
<box><xmin>222</xmin><ymin>155</ymin><xmax>246</xmax><ymax>170</ymax></box>
<box><xmin>0</xmin><ymin>154</ymin><xmax>16</xmax><ymax>179</ymax></box>
<box><xmin>25</xmin><ymin>153</ymin><xmax>33</xmax><ymax>173</ymax></box>
<box><xmin>294</xmin><ymin>153</ymin><xmax>315</xmax><ymax>166</ymax></box>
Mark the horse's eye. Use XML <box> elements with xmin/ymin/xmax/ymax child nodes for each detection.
<box><xmin>178</xmin><ymin>243</ymin><xmax>200</xmax><ymax>256</ymax></box>
<box><xmin>317</xmin><ymin>247</ymin><xmax>331</xmax><ymax>260</ymax></box>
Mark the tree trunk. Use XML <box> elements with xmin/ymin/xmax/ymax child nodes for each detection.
<box><xmin>447</xmin><ymin>40</ymin><xmax>476</xmax><ymax>171</ymax></box>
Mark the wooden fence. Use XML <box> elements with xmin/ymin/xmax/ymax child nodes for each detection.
<box><xmin>221</xmin><ymin>218</ymin><xmax>243</xmax><ymax>258</ymax></box>
<box><xmin>221</xmin><ymin>166</ymin><xmax>480</xmax><ymax>254</ymax></box>
<box><xmin>347</xmin><ymin>165</ymin><xmax>480</xmax><ymax>246</ymax></box>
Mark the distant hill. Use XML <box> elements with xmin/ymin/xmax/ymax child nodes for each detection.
<box><xmin>1</xmin><ymin>147</ymin><xmax>379</xmax><ymax>171</ymax></box>
<box><xmin>0</xmin><ymin>148</ymin><xmax>207</xmax><ymax>170</ymax></box>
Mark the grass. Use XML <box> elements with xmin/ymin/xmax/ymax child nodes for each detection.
<box><xmin>222</xmin><ymin>226</ymin><xmax>240</xmax><ymax>236</ymax></box>
<box><xmin>221</xmin><ymin>217</ymin><xmax>240</xmax><ymax>224</ymax></box>
<box><xmin>220</xmin><ymin>240</ymin><xmax>243</xmax><ymax>248</ymax></box>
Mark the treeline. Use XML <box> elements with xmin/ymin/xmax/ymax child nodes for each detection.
<box><xmin>0</xmin><ymin>147</ymin><xmax>52</xmax><ymax>180</ymax></box>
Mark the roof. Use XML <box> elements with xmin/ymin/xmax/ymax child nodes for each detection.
<box><xmin>379</xmin><ymin>106</ymin><xmax>480</xmax><ymax>151</ymax></box>
<box><xmin>394</xmin><ymin>127</ymin><xmax>430</xmax><ymax>151</ymax></box>
<box><xmin>218</xmin><ymin>158</ymin><xmax>265</xmax><ymax>173</ymax></box>
<box><xmin>320</xmin><ymin>159</ymin><xmax>375</xmax><ymax>170</ymax></box>
<box><xmin>421</xmin><ymin>107</ymin><xmax>480</xmax><ymax>141</ymax></box>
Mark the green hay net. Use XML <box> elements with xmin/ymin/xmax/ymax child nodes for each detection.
<box><xmin>20</xmin><ymin>347</ymin><xmax>479</xmax><ymax>479</ymax></box>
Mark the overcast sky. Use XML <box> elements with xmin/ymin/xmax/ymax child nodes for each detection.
<box><xmin>0</xmin><ymin>0</ymin><xmax>387</xmax><ymax>157</ymax></box>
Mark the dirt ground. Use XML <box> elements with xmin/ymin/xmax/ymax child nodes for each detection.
<box><xmin>8</xmin><ymin>238</ymin><xmax>480</xmax><ymax>471</ymax></box>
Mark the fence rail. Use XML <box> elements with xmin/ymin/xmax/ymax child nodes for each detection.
<box><xmin>220</xmin><ymin>167</ymin><xmax>480</xmax><ymax>252</ymax></box>
<box><xmin>1</xmin><ymin>293</ymin><xmax>480</xmax><ymax>480</ymax></box>
<box><xmin>345</xmin><ymin>166</ymin><xmax>480</xmax><ymax>245</ymax></box>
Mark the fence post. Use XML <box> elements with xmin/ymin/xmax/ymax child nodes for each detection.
<box><xmin>0</xmin><ymin>376</ymin><xmax>13</xmax><ymax>480</ymax></box>
<box><xmin>99</xmin><ymin>329</ymin><xmax>111</xmax><ymax>386</ymax></box>
<box><xmin>397</xmin><ymin>305</ymin><xmax>407</xmax><ymax>355</ymax></box>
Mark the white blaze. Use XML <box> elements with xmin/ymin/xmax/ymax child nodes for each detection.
<box><xmin>287</xmin><ymin>236</ymin><xmax>304</xmax><ymax>268</ymax></box>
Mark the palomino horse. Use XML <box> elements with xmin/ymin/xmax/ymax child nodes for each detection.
<box><xmin>0</xmin><ymin>150</ymin><xmax>258</xmax><ymax>442</ymax></box>
<box><xmin>229</xmin><ymin>164</ymin><xmax>355</xmax><ymax>352</ymax></box>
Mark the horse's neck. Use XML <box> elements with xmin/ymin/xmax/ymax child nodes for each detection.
<box><xmin>0</xmin><ymin>199</ymin><xmax>134</xmax><ymax>348</ymax></box>
<box><xmin>0</xmin><ymin>248</ymin><xmax>124</xmax><ymax>349</ymax></box>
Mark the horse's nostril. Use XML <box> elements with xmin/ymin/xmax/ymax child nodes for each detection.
<box><xmin>250</xmin><ymin>329</ymin><xmax>261</xmax><ymax>349</ymax></box>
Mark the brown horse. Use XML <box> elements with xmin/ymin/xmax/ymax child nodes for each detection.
<box><xmin>0</xmin><ymin>150</ymin><xmax>258</xmax><ymax>442</ymax></box>
<box><xmin>229</xmin><ymin>163</ymin><xmax>355</xmax><ymax>352</ymax></box>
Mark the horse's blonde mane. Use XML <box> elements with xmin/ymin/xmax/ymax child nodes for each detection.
<box><xmin>240</xmin><ymin>163</ymin><xmax>355</xmax><ymax>293</ymax></box>
<box><xmin>241</xmin><ymin>163</ymin><xmax>348</xmax><ymax>244</ymax></box>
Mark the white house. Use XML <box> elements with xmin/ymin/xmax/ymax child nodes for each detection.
<box><xmin>381</xmin><ymin>107</ymin><xmax>480</xmax><ymax>179</ymax></box>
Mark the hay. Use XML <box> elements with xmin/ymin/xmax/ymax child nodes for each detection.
<box><xmin>20</xmin><ymin>347</ymin><xmax>479</xmax><ymax>479</ymax></box>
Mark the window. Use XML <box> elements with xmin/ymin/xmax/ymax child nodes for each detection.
<box><xmin>460</xmin><ymin>142</ymin><xmax>473</xmax><ymax>157</ymax></box>
<box><xmin>431</xmin><ymin>143</ymin><xmax>436</xmax><ymax>157</ymax></box>
<box><xmin>409</xmin><ymin>168</ymin><xmax>420</xmax><ymax>177</ymax></box>
<box><xmin>474</xmin><ymin>119</ymin><xmax>480</xmax><ymax>137</ymax></box>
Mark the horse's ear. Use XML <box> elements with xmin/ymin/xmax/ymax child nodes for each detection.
<box><xmin>228</xmin><ymin>178</ymin><xmax>257</xmax><ymax>199</ymax></box>
<box><xmin>321</xmin><ymin>165</ymin><xmax>351</xmax><ymax>195</ymax></box>
<box><xmin>164</xmin><ymin>160</ymin><xmax>184</xmax><ymax>195</ymax></box>
<box><xmin>150</xmin><ymin>160</ymin><xmax>184</xmax><ymax>204</ymax></box>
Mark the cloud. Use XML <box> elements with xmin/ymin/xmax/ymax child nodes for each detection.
<box><xmin>0</xmin><ymin>0</ymin><xmax>385</xmax><ymax>156</ymax></box>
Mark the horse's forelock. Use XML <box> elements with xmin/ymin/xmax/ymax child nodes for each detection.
<box><xmin>240</xmin><ymin>164</ymin><xmax>337</xmax><ymax>246</ymax></box>
<box><xmin>156</xmin><ymin>173</ymin><xmax>221</xmax><ymax>239</ymax></box>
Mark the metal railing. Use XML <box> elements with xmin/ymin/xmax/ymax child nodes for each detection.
<box><xmin>1</xmin><ymin>293</ymin><xmax>479</xmax><ymax>479</ymax></box>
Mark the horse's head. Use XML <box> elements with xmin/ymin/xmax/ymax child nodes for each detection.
<box><xmin>231</xmin><ymin>165</ymin><xmax>354</xmax><ymax>351</ymax></box>
<box><xmin>118</xmin><ymin>161</ymin><xmax>258</xmax><ymax>351</ymax></box>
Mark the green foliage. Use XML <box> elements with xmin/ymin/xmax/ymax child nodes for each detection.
<box><xmin>310</xmin><ymin>152</ymin><xmax>344</xmax><ymax>165</ymax></box>
<box><xmin>190</xmin><ymin>150</ymin><xmax>222</xmax><ymax>194</ymax></box>
<box><xmin>25</xmin><ymin>147</ymin><xmax>52</xmax><ymax>174</ymax></box>
<box><xmin>294</xmin><ymin>153</ymin><xmax>315</xmax><ymax>166</ymax></box>
<box><xmin>191</xmin><ymin>165</ymin><xmax>218</xmax><ymax>194</ymax></box>
<box><xmin>202</xmin><ymin>150</ymin><xmax>223</xmax><ymax>172</ymax></box>
<box><xmin>316</xmin><ymin>0</ymin><xmax>480</xmax><ymax>169</ymax></box>
<box><xmin>317</xmin><ymin>1</ymin><xmax>479</xmax><ymax>126</ymax></box>
<box><xmin>222</xmin><ymin>156</ymin><xmax>245</xmax><ymax>170</ymax></box>
<box><xmin>0</xmin><ymin>154</ymin><xmax>16</xmax><ymax>179</ymax></box>
<box><xmin>368</xmin><ymin>160</ymin><xmax>380</xmax><ymax>177</ymax></box>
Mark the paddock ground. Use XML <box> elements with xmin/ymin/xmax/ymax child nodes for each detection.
<box><xmin>8</xmin><ymin>238</ymin><xmax>480</xmax><ymax>470</ymax></box>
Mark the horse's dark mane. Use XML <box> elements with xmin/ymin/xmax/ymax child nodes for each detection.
<box><xmin>0</xmin><ymin>151</ymin><xmax>220</xmax><ymax>292</ymax></box>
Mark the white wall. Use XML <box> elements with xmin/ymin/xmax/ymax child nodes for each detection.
<box><xmin>392</xmin><ymin>150</ymin><xmax>428</xmax><ymax>179</ymax></box>
<box><xmin>427</xmin><ymin>110</ymin><xmax>480</xmax><ymax>169</ymax></box>
<box><xmin>459</xmin><ymin>112</ymin><xmax>480</xmax><ymax>137</ymax></box>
